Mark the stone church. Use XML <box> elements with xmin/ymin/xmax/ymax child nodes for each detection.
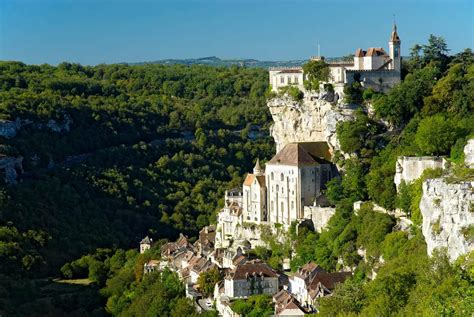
<box><xmin>242</xmin><ymin>142</ymin><xmax>334</xmax><ymax>227</ymax></box>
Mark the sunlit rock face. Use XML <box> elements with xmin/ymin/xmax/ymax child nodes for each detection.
<box><xmin>267</xmin><ymin>95</ymin><xmax>354</xmax><ymax>154</ymax></box>
<box><xmin>464</xmin><ymin>139</ymin><xmax>474</xmax><ymax>168</ymax></box>
<box><xmin>420</xmin><ymin>178</ymin><xmax>473</xmax><ymax>261</ymax></box>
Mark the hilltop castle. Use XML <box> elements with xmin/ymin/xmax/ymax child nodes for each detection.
<box><xmin>269</xmin><ymin>23</ymin><xmax>402</xmax><ymax>95</ymax></box>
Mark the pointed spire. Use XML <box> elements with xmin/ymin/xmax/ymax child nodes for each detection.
<box><xmin>390</xmin><ymin>21</ymin><xmax>400</xmax><ymax>43</ymax></box>
<box><xmin>253</xmin><ymin>159</ymin><xmax>264</xmax><ymax>175</ymax></box>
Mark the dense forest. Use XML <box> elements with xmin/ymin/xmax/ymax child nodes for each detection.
<box><xmin>1</xmin><ymin>35</ymin><xmax>473</xmax><ymax>317</ymax></box>
<box><xmin>0</xmin><ymin>63</ymin><xmax>274</xmax><ymax>315</ymax></box>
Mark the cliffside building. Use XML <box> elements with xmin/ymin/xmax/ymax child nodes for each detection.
<box><xmin>242</xmin><ymin>159</ymin><xmax>267</xmax><ymax>223</ymax></box>
<box><xmin>270</xmin><ymin>23</ymin><xmax>402</xmax><ymax>94</ymax></box>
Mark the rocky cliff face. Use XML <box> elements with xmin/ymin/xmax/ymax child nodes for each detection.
<box><xmin>464</xmin><ymin>139</ymin><xmax>474</xmax><ymax>167</ymax></box>
<box><xmin>267</xmin><ymin>95</ymin><xmax>355</xmax><ymax>153</ymax></box>
<box><xmin>420</xmin><ymin>178</ymin><xmax>473</xmax><ymax>261</ymax></box>
<box><xmin>0</xmin><ymin>156</ymin><xmax>23</xmax><ymax>184</ymax></box>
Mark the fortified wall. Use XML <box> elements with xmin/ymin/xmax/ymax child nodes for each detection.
<box><xmin>394</xmin><ymin>156</ymin><xmax>447</xmax><ymax>190</ymax></box>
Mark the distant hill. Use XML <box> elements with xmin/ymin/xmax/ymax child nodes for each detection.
<box><xmin>129</xmin><ymin>56</ymin><xmax>307</xmax><ymax>68</ymax></box>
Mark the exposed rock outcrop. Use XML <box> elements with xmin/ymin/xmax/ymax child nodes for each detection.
<box><xmin>0</xmin><ymin>118</ymin><xmax>23</xmax><ymax>138</ymax></box>
<box><xmin>464</xmin><ymin>139</ymin><xmax>474</xmax><ymax>168</ymax></box>
<box><xmin>267</xmin><ymin>95</ymin><xmax>355</xmax><ymax>153</ymax></box>
<box><xmin>303</xmin><ymin>206</ymin><xmax>336</xmax><ymax>233</ymax></box>
<box><xmin>420</xmin><ymin>178</ymin><xmax>473</xmax><ymax>261</ymax></box>
<box><xmin>0</xmin><ymin>156</ymin><xmax>24</xmax><ymax>184</ymax></box>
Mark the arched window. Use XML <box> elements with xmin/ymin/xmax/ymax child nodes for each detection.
<box><xmin>281</xmin><ymin>173</ymin><xmax>284</xmax><ymax>181</ymax></box>
<box><xmin>281</xmin><ymin>202</ymin><xmax>284</xmax><ymax>213</ymax></box>
<box><xmin>276</xmin><ymin>185</ymin><xmax>279</xmax><ymax>192</ymax></box>
<box><xmin>271</xmin><ymin>172</ymin><xmax>274</xmax><ymax>180</ymax></box>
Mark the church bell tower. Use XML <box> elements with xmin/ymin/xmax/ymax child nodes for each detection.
<box><xmin>389</xmin><ymin>23</ymin><xmax>401</xmax><ymax>72</ymax></box>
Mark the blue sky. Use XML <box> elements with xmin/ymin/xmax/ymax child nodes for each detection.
<box><xmin>0</xmin><ymin>0</ymin><xmax>472</xmax><ymax>65</ymax></box>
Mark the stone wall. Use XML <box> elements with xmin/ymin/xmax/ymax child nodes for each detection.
<box><xmin>394</xmin><ymin>156</ymin><xmax>447</xmax><ymax>190</ymax></box>
<box><xmin>420</xmin><ymin>178</ymin><xmax>473</xmax><ymax>261</ymax></box>
<box><xmin>345</xmin><ymin>70</ymin><xmax>401</xmax><ymax>93</ymax></box>
<box><xmin>303</xmin><ymin>206</ymin><xmax>336</xmax><ymax>233</ymax></box>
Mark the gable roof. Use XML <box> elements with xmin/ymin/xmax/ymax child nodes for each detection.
<box><xmin>267</xmin><ymin>143</ymin><xmax>319</xmax><ymax>167</ymax></box>
<box><xmin>243</xmin><ymin>174</ymin><xmax>266</xmax><ymax>187</ymax></box>
<box><xmin>355</xmin><ymin>47</ymin><xmax>388</xmax><ymax>57</ymax></box>
<box><xmin>293</xmin><ymin>262</ymin><xmax>326</xmax><ymax>283</ymax></box>
<box><xmin>308</xmin><ymin>271</ymin><xmax>352</xmax><ymax>294</ymax></box>
<box><xmin>227</xmin><ymin>260</ymin><xmax>278</xmax><ymax>280</ymax></box>
<box><xmin>140</xmin><ymin>236</ymin><xmax>151</xmax><ymax>244</ymax></box>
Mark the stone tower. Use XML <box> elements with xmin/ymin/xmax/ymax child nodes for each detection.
<box><xmin>389</xmin><ymin>22</ymin><xmax>401</xmax><ymax>72</ymax></box>
<box><xmin>253</xmin><ymin>158</ymin><xmax>264</xmax><ymax>176</ymax></box>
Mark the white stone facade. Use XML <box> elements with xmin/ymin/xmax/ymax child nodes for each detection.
<box><xmin>269</xmin><ymin>68</ymin><xmax>305</xmax><ymax>92</ymax></box>
<box><xmin>269</xmin><ymin>24</ymin><xmax>401</xmax><ymax>94</ymax></box>
<box><xmin>394</xmin><ymin>156</ymin><xmax>447</xmax><ymax>190</ymax></box>
<box><xmin>224</xmin><ymin>275</ymin><xmax>279</xmax><ymax>299</ymax></box>
<box><xmin>242</xmin><ymin>161</ymin><xmax>267</xmax><ymax>223</ymax></box>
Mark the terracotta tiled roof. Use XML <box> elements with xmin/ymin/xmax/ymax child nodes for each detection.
<box><xmin>369</xmin><ymin>47</ymin><xmax>388</xmax><ymax>57</ymax></box>
<box><xmin>293</xmin><ymin>262</ymin><xmax>326</xmax><ymax>281</ymax></box>
<box><xmin>308</xmin><ymin>271</ymin><xmax>352</xmax><ymax>295</ymax></box>
<box><xmin>273</xmin><ymin>290</ymin><xmax>307</xmax><ymax>315</ymax></box>
<box><xmin>243</xmin><ymin>174</ymin><xmax>255</xmax><ymax>186</ymax></box>
<box><xmin>243</xmin><ymin>174</ymin><xmax>266</xmax><ymax>187</ymax></box>
<box><xmin>145</xmin><ymin>260</ymin><xmax>160</xmax><ymax>266</ymax></box>
<box><xmin>355</xmin><ymin>47</ymin><xmax>388</xmax><ymax>57</ymax></box>
<box><xmin>227</xmin><ymin>260</ymin><xmax>278</xmax><ymax>280</ymax></box>
<box><xmin>355</xmin><ymin>48</ymin><xmax>365</xmax><ymax>57</ymax></box>
<box><xmin>267</xmin><ymin>143</ymin><xmax>319</xmax><ymax>167</ymax></box>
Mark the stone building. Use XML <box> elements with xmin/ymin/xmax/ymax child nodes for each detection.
<box><xmin>242</xmin><ymin>159</ymin><xmax>267</xmax><ymax>223</ymax></box>
<box><xmin>394</xmin><ymin>156</ymin><xmax>447</xmax><ymax>190</ymax></box>
<box><xmin>224</xmin><ymin>260</ymin><xmax>279</xmax><ymax>299</ymax></box>
<box><xmin>269</xmin><ymin>23</ymin><xmax>402</xmax><ymax>94</ymax></box>
<box><xmin>140</xmin><ymin>236</ymin><xmax>152</xmax><ymax>254</ymax></box>
<box><xmin>265</xmin><ymin>143</ymin><xmax>333</xmax><ymax>226</ymax></box>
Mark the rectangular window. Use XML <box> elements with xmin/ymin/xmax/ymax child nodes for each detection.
<box><xmin>294</xmin><ymin>76</ymin><xmax>298</xmax><ymax>83</ymax></box>
<box><xmin>287</xmin><ymin>76</ymin><xmax>291</xmax><ymax>84</ymax></box>
<box><xmin>280</xmin><ymin>76</ymin><xmax>284</xmax><ymax>84</ymax></box>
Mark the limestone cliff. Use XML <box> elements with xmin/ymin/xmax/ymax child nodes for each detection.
<box><xmin>420</xmin><ymin>178</ymin><xmax>473</xmax><ymax>261</ymax></box>
<box><xmin>0</xmin><ymin>156</ymin><xmax>23</xmax><ymax>184</ymax></box>
<box><xmin>464</xmin><ymin>139</ymin><xmax>474</xmax><ymax>168</ymax></box>
<box><xmin>267</xmin><ymin>95</ymin><xmax>355</xmax><ymax>153</ymax></box>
